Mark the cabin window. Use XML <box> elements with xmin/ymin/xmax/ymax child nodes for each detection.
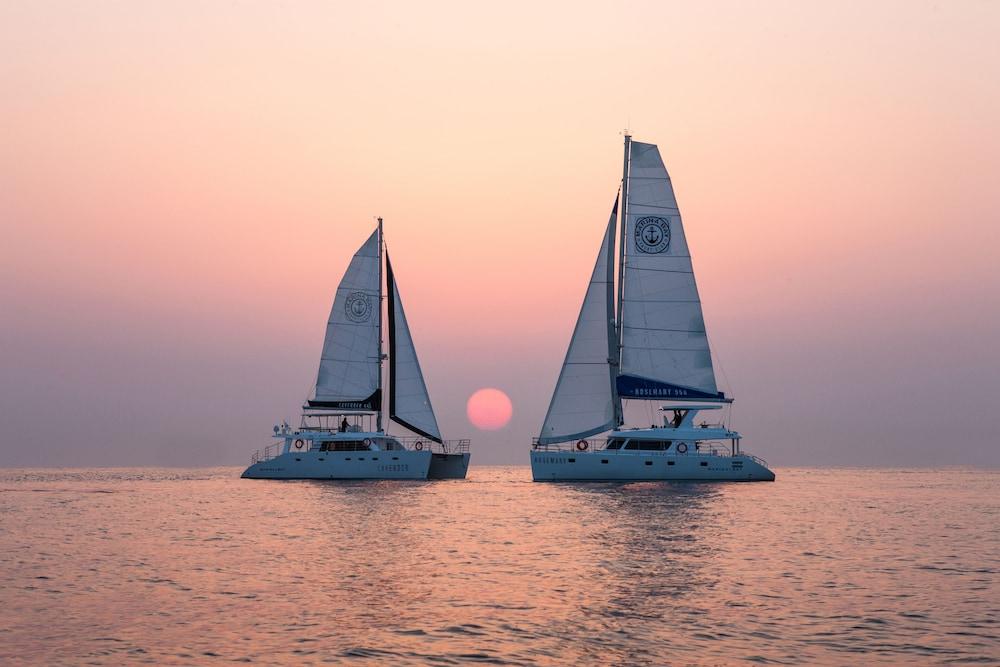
<box><xmin>331</xmin><ymin>441</ymin><xmax>370</xmax><ymax>452</ymax></box>
<box><xmin>605</xmin><ymin>439</ymin><xmax>624</xmax><ymax>450</ymax></box>
<box><xmin>623</xmin><ymin>441</ymin><xmax>638</xmax><ymax>450</ymax></box>
<box><xmin>392</xmin><ymin>457</ymin><xmax>399</xmax><ymax>461</ymax></box>
<box><xmin>636</xmin><ymin>441</ymin><xmax>670</xmax><ymax>451</ymax></box>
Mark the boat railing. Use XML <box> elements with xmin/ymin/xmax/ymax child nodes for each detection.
<box><xmin>250</xmin><ymin>443</ymin><xmax>280</xmax><ymax>465</ymax></box>
<box><xmin>393</xmin><ymin>437</ymin><xmax>471</xmax><ymax>455</ymax></box>
<box><xmin>530</xmin><ymin>437</ymin><xmax>732</xmax><ymax>457</ymax></box>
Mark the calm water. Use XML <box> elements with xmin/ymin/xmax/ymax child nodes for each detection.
<box><xmin>0</xmin><ymin>467</ymin><xmax>997</xmax><ymax>665</ymax></box>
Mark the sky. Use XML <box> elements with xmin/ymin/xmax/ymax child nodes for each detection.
<box><xmin>1</xmin><ymin>1</ymin><xmax>998</xmax><ymax>467</ymax></box>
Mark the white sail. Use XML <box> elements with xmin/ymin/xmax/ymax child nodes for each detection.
<box><xmin>538</xmin><ymin>201</ymin><xmax>618</xmax><ymax>444</ymax></box>
<box><xmin>386</xmin><ymin>253</ymin><xmax>442</xmax><ymax>442</ymax></box>
<box><xmin>617</xmin><ymin>141</ymin><xmax>721</xmax><ymax>401</ymax></box>
<box><xmin>311</xmin><ymin>229</ymin><xmax>382</xmax><ymax>410</ymax></box>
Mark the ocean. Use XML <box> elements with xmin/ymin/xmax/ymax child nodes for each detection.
<box><xmin>0</xmin><ymin>467</ymin><xmax>996</xmax><ymax>665</ymax></box>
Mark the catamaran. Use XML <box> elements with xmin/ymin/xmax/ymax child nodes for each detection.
<box><xmin>243</xmin><ymin>219</ymin><xmax>470</xmax><ymax>480</ymax></box>
<box><xmin>530</xmin><ymin>135</ymin><xmax>774</xmax><ymax>482</ymax></box>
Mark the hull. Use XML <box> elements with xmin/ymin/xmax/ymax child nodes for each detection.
<box><xmin>530</xmin><ymin>450</ymin><xmax>774</xmax><ymax>482</ymax></box>
<box><xmin>427</xmin><ymin>453</ymin><xmax>470</xmax><ymax>479</ymax></box>
<box><xmin>242</xmin><ymin>449</ymin><xmax>431</xmax><ymax>480</ymax></box>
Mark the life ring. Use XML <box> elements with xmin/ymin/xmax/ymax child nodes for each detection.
<box><xmin>576</xmin><ymin>439</ymin><xmax>589</xmax><ymax>451</ymax></box>
<box><xmin>293</xmin><ymin>439</ymin><xmax>305</xmax><ymax>450</ymax></box>
<box><xmin>414</xmin><ymin>441</ymin><xmax>424</xmax><ymax>451</ymax></box>
<box><xmin>676</xmin><ymin>442</ymin><xmax>688</xmax><ymax>454</ymax></box>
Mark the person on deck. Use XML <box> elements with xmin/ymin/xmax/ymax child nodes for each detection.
<box><xmin>340</xmin><ymin>417</ymin><xmax>349</xmax><ymax>433</ymax></box>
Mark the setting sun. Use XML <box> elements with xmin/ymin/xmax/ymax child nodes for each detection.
<box><xmin>466</xmin><ymin>388</ymin><xmax>513</xmax><ymax>431</ymax></box>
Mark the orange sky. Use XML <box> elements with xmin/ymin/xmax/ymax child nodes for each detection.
<box><xmin>2</xmin><ymin>1</ymin><xmax>998</xmax><ymax>466</ymax></box>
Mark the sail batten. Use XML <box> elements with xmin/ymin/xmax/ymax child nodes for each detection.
<box><xmin>387</xmin><ymin>253</ymin><xmax>442</xmax><ymax>443</ymax></box>
<box><xmin>618</xmin><ymin>140</ymin><xmax>721</xmax><ymax>400</ymax></box>
<box><xmin>538</xmin><ymin>199</ymin><xmax>619</xmax><ymax>444</ymax></box>
<box><xmin>310</xmin><ymin>230</ymin><xmax>382</xmax><ymax>411</ymax></box>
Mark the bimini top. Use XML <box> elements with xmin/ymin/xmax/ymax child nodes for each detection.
<box><xmin>658</xmin><ymin>404</ymin><xmax>726</xmax><ymax>412</ymax></box>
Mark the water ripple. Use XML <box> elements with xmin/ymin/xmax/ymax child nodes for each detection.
<box><xmin>0</xmin><ymin>467</ymin><xmax>997</xmax><ymax>665</ymax></box>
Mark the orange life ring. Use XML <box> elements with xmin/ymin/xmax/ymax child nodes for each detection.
<box><xmin>677</xmin><ymin>442</ymin><xmax>688</xmax><ymax>454</ymax></box>
<box><xmin>414</xmin><ymin>441</ymin><xmax>424</xmax><ymax>451</ymax></box>
<box><xmin>576</xmin><ymin>439</ymin><xmax>589</xmax><ymax>451</ymax></box>
<box><xmin>294</xmin><ymin>439</ymin><xmax>305</xmax><ymax>450</ymax></box>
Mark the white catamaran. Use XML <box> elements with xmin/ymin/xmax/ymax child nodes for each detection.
<box><xmin>243</xmin><ymin>219</ymin><xmax>470</xmax><ymax>480</ymax></box>
<box><xmin>530</xmin><ymin>135</ymin><xmax>774</xmax><ymax>482</ymax></box>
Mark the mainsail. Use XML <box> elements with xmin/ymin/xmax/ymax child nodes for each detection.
<box><xmin>616</xmin><ymin>141</ymin><xmax>722</xmax><ymax>401</ymax></box>
<box><xmin>309</xmin><ymin>229</ymin><xmax>382</xmax><ymax>410</ymax></box>
<box><xmin>386</xmin><ymin>253</ymin><xmax>442</xmax><ymax>443</ymax></box>
<box><xmin>537</xmin><ymin>200</ymin><xmax>619</xmax><ymax>444</ymax></box>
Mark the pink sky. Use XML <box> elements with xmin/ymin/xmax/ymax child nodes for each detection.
<box><xmin>1</xmin><ymin>1</ymin><xmax>998</xmax><ymax>466</ymax></box>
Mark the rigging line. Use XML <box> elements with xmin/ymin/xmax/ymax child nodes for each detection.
<box><xmin>705</xmin><ymin>328</ymin><xmax>734</xmax><ymax>429</ymax></box>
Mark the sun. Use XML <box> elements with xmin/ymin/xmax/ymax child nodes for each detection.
<box><xmin>466</xmin><ymin>388</ymin><xmax>513</xmax><ymax>431</ymax></box>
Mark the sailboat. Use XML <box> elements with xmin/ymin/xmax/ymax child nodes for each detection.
<box><xmin>530</xmin><ymin>135</ymin><xmax>774</xmax><ymax>482</ymax></box>
<box><xmin>243</xmin><ymin>219</ymin><xmax>470</xmax><ymax>480</ymax></box>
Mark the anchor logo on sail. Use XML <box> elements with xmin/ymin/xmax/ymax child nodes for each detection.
<box><xmin>634</xmin><ymin>216</ymin><xmax>671</xmax><ymax>254</ymax></box>
<box><xmin>344</xmin><ymin>291</ymin><xmax>372</xmax><ymax>322</ymax></box>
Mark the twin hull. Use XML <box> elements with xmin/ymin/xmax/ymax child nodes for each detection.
<box><xmin>530</xmin><ymin>450</ymin><xmax>775</xmax><ymax>482</ymax></box>
<box><xmin>242</xmin><ymin>450</ymin><xmax>470</xmax><ymax>480</ymax></box>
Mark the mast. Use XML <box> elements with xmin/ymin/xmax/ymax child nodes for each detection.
<box><xmin>377</xmin><ymin>216</ymin><xmax>384</xmax><ymax>433</ymax></box>
<box><xmin>613</xmin><ymin>132</ymin><xmax>631</xmax><ymax>426</ymax></box>
<box><xmin>606</xmin><ymin>196</ymin><xmax>621</xmax><ymax>429</ymax></box>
